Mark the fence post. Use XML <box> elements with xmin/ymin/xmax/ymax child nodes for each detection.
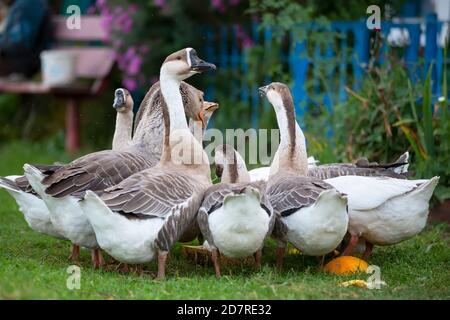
<box><xmin>290</xmin><ymin>35</ymin><xmax>309</xmax><ymax>120</ymax></box>
<box><xmin>405</xmin><ymin>23</ymin><xmax>421</xmax><ymax>82</ymax></box>
<box><xmin>353</xmin><ymin>21</ymin><xmax>370</xmax><ymax>91</ymax></box>
<box><xmin>425</xmin><ymin>13</ymin><xmax>438</xmax><ymax>94</ymax></box>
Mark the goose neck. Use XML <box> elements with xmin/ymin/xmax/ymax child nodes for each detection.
<box><xmin>112</xmin><ymin>110</ymin><xmax>133</xmax><ymax>151</ymax></box>
<box><xmin>159</xmin><ymin>74</ymin><xmax>189</xmax><ymax>133</ymax></box>
<box><xmin>271</xmin><ymin>103</ymin><xmax>308</xmax><ymax>176</ymax></box>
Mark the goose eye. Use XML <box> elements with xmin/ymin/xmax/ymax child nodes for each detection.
<box><xmin>177</xmin><ymin>56</ymin><xmax>182</xmax><ymax>60</ymax></box>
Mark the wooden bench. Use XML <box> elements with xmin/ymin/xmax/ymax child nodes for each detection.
<box><xmin>0</xmin><ymin>15</ymin><xmax>115</xmax><ymax>153</ymax></box>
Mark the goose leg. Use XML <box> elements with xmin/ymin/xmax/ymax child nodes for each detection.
<box><xmin>362</xmin><ymin>242</ymin><xmax>374</xmax><ymax>261</ymax></box>
<box><xmin>115</xmin><ymin>263</ymin><xmax>129</xmax><ymax>273</ymax></box>
<box><xmin>211</xmin><ymin>248</ymin><xmax>221</xmax><ymax>278</ymax></box>
<box><xmin>68</xmin><ymin>244</ymin><xmax>80</xmax><ymax>263</ymax></box>
<box><xmin>156</xmin><ymin>251</ymin><xmax>168</xmax><ymax>280</ymax></box>
<box><xmin>91</xmin><ymin>249</ymin><xmax>104</xmax><ymax>269</ymax></box>
<box><xmin>254</xmin><ymin>250</ymin><xmax>262</xmax><ymax>270</ymax></box>
<box><xmin>136</xmin><ymin>264</ymin><xmax>143</xmax><ymax>276</ymax></box>
<box><xmin>317</xmin><ymin>255</ymin><xmax>325</xmax><ymax>269</ymax></box>
<box><xmin>97</xmin><ymin>250</ymin><xmax>105</xmax><ymax>268</ymax></box>
<box><xmin>275</xmin><ymin>246</ymin><xmax>285</xmax><ymax>270</ymax></box>
<box><xmin>341</xmin><ymin>234</ymin><xmax>359</xmax><ymax>256</ymax></box>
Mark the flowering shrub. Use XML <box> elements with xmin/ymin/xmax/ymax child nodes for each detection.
<box><xmin>94</xmin><ymin>0</ymin><xmax>251</xmax><ymax>91</ymax></box>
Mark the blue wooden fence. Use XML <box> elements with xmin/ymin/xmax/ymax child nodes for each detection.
<box><xmin>203</xmin><ymin>13</ymin><xmax>448</xmax><ymax>128</ymax></box>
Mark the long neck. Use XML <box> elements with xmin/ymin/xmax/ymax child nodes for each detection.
<box><xmin>221</xmin><ymin>152</ymin><xmax>251</xmax><ymax>184</ymax></box>
<box><xmin>270</xmin><ymin>102</ymin><xmax>308</xmax><ymax>176</ymax></box>
<box><xmin>112</xmin><ymin>110</ymin><xmax>133</xmax><ymax>151</ymax></box>
<box><xmin>160</xmin><ymin>74</ymin><xmax>189</xmax><ymax>134</ymax></box>
<box><xmin>159</xmin><ymin>72</ymin><xmax>211</xmax><ymax>183</ymax></box>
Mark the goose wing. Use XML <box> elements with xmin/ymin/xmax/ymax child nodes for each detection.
<box><xmin>42</xmin><ymin>150</ymin><xmax>150</xmax><ymax>198</ymax></box>
<box><xmin>325</xmin><ymin>176</ymin><xmax>428</xmax><ymax>210</ymax></box>
<box><xmin>1</xmin><ymin>164</ymin><xmax>63</xmax><ymax>195</ymax></box>
<box><xmin>308</xmin><ymin>164</ymin><xmax>407</xmax><ymax>180</ymax></box>
<box><xmin>267</xmin><ymin>175</ymin><xmax>333</xmax><ymax>217</ymax></box>
<box><xmin>100</xmin><ymin>169</ymin><xmax>207</xmax><ymax>251</ymax></box>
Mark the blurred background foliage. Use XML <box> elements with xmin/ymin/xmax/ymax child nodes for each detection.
<box><xmin>0</xmin><ymin>0</ymin><xmax>448</xmax><ymax>202</ymax></box>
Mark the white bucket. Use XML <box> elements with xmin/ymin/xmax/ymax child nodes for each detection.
<box><xmin>40</xmin><ymin>50</ymin><xmax>77</xmax><ymax>87</ymax></box>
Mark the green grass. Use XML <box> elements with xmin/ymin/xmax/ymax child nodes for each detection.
<box><xmin>0</xmin><ymin>141</ymin><xmax>449</xmax><ymax>299</ymax></box>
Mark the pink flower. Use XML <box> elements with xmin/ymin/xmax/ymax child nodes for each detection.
<box><xmin>123</xmin><ymin>78</ymin><xmax>137</xmax><ymax>91</ymax></box>
<box><xmin>230</xmin><ymin>0</ymin><xmax>241</xmax><ymax>5</ymax></box>
<box><xmin>243</xmin><ymin>37</ymin><xmax>254</xmax><ymax>49</ymax></box>
<box><xmin>127</xmin><ymin>56</ymin><xmax>142</xmax><ymax>76</ymax></box>
<box><xmin>96</xmin><ymin>0</ymin><xmax>107</xmax><ymax>9</ymax></box>
<box><xmin>154</xmin><ymin>0</ymin><xmax>166</xmax><ymax>8</ymax></box>
<box><xmin>124</xmin><ymin>47</ymin><xmax>136</xmax><ymax>60</ymax></box>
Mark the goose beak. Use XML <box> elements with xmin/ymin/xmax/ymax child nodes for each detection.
<box><xmin>258</xmin><ymin>85</ymin><xmax>269</xmax><ymax>97</ymax></box>
<box><xmin>203</xmin><ymin>101</ymin><xmax>219</xmax><ymax>112</ymax></box>
<box><xmin>198</xmin><ymin>111</ymin><xmax>206</xmax><ymax>129</ymax></box>
<box><xmin>113</xmin><ymin>90</ymin><xmax>125</xmax><ymax>110</ymax></box>
<box><xmin>189</xmin><ymin>50</ymin><xmax>216</xmax><ymax>73</ymax></box>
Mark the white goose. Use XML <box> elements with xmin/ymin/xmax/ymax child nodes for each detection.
<box><xmin>259</xmin><ymin>83</ymin><xmax>439</xmax><ymax>261</ymax></box>
<box><xmin>197</xmin><ymin>144</ymin><xmax>275</xmax><ymax>278</ymax></box>
<box><xmin>79</xmin><ymin>48</ymin><xmax>216</xmax><ymax>279</ymax></box>
<box><xmin>0</xmin><ymin>88</ymin><xmax>135</xmax><ymax>245</ymax></box>
<box><xmin>23</xmin><ymin>80</ymin><xmax>208</xmax><ymax>268</ymax></box>
<box><xmin>259</xmin><ymin>82</ymin><xmax>349</xmax><ymax>269</ymax></box>
<box><xmin>329</xmin><ymin>175</ymin><xmax>439</xmax><ymax>259</ymax></box>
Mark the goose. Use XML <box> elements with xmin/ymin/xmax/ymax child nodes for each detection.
<box><xmin>259</xmin><ymin>83</ymin><xmax>439</xmax><ymax>261</ymax></box>
<box><xmin>259</xmin><ymin>82</ymin><xmax>349</xmax><ymax>269</ymax></box>
<box><xmin>111</xmin><ymin>88</ymin><xmax>134</xmax><ymax>151</ymax></box>
<box><xmin>23</xmin><ymin>79</ymin><xmax>209</xmax><ymax>268</ymax></box>
<box><xmin>248</xmin><ymin>153</ymin><xmax>409</xmax><ymax>182</ymax></box>
<box><xmin>79</xmin><ymin>48</ymin><xmax>216</xmax><ymax>279</ymax></box>
<box><xmin>328</xmin><ymin>175</ymin><xmax>439</xmax><ymax>260</ymax></box>
<box><xmin>197</xmin><ymin>144</ymin><xmax>275</xmax><ymax>278</ymax></box>
<box><xmin>0</xmin><ymin>88</ymin><xmax>136</xmax><ymax>249</ymax></box>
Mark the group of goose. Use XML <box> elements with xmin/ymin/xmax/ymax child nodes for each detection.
<box><xmin>0</xmin><ymin>48</ymin><xmax>439</xmax><ymax>279</ymax></box>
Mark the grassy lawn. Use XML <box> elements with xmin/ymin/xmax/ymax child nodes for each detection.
<box><xmin>0</xmin><ymin>141</ymin><xmax>449</xmax><ymax>299</ymax></box>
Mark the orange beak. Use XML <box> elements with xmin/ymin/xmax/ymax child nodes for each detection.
<box><xmin>199</xmin><ymin>111</ymin><xmax>206</xmax><ymax>129</ymax></box>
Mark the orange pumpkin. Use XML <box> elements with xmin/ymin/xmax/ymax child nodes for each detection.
<box><xmin>323</xmin><ymin>256</ymin><xmax>369</xmax><ymax>275</ymax></box>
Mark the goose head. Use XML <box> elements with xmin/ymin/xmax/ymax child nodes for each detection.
<box><xmin>161</xmin><ymin>48</ymin><xmax>216</xmax><ymax>80</ymax></box>
<box><xmin>113</xmin><ymin>88</ymin><xmax>133</xmax><ymax>113</ymax></box>
<box><xmin>258</xmin><ymin>82</ymin><xmax>293</xmax><ymax>113</ymax></box>
<box><xmin>199</xmin><ymin>101</ymin><xmax>219</xmax><ymax>129</ymax></box>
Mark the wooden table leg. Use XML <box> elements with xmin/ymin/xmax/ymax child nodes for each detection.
<box><xmin>66</xmin><ymin>98</ymin><xmax>80</xmax><ymax>153</ymax></box>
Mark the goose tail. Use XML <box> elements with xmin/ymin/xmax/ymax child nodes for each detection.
<box><xmin>410</xmin><ymin>176</ymin><xmax>439</xmax><ymax>202</ymax></box>
<box><xmin>223</xmin><ymin>186</ymin><xmax>260</xmax><ymax>207</ymax></box>
<box><xmin>23</xmin><ymin>164</ymin><xmax>47</xmax><ymax>197</ymax></box>
<box><xmin>0</xmin><ymin>176</ymin><xmax>21</xmax><ymax>194</ymax></box>
<box><xmin>316</xmin><ymin>188</ymin><xmax>348</xmax><ymax>208</ymax></box>
<box><xmin>392</xmin><ymin>151</ymin><xmax>409</xmax><ymax>174</ymax></box>
<box><xmin>80</xmin><ymin>191</ymin><xmax>115</xmax><ymax>230</ymax></box>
